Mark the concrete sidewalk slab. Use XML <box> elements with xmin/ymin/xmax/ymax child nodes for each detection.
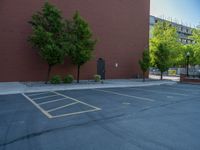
<box><xmin>149</xmin><ymin>75</ymin><xmax>180</xmax><ymax>82</ymax></box>
<box><xmin>0</xmin><ymin>79</ymin><xmax>176</xmax><ymax>95</ymax></box>
<box><xmin>0</xmin><ymin>82</ymin><xmax>26</xmax><ymax>95</ymax></box>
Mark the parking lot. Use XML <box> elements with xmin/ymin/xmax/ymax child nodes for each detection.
<box><xmin>0</xmin><ymin>83</ymin><xmax>200</xmax><ymax>150</ymax></box>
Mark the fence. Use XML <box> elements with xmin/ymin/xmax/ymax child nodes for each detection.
<box><xmin>150</xmin><ymin>67</ymin><xmax>200</xmax><ymax>78</ymax></box>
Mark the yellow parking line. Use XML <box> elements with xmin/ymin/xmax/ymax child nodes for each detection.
<box><xmin>33</xmin><ymin>95</ymin><xmax>57</xmax><ymax>100</ymax></box>
<box><xmin>22</xmin><ymin>93</ymin><xmax>52</xmax><ymax>118</ymax></box>
<box><xmin>38</xmin><ymin>98</ymin><xmax>67</xmax><ymax>105</ymax></box>
<box><xmin>52</xmin><ymin>91</ymin><xmax>101</xmax><ymax>110</ymax></box>
<box><xmin>47</xmin><ymin>102</ymin><xmax>79</xmax><ymax>113</ymax></box>
<box><xmin>51</xmin><ymin>109</ymin><xmax>100</xmax><ymax>118</ymax></box>
<box><xmin>27</xmin><ymin>92</ymin><xmax>50</xmax><ymax>97</ymax></box>
<box><xmin>22</xmin><ymin>91</ymin><xmax>101</xmax><ymax>119</ymax></box>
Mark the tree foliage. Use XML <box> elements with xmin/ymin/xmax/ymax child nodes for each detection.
<box><xmin>150</xmin><ymin>21</ymin><xmax>181</xmax><ymax>67</ymax></box>
<box><xmin>190</xmin><ymin>28</ymin><xmax>200</xmax><ymax>65</ymax></box>
<box><xmin>150</xmin><ymin>20</ymin><xmax>200</xmax><ymax>79</ymax></box>
<box><xmin>175</xmin><ymin>28</ymin><xmax>200</xmax><ymax>66</ymax></box>
<box><xmin>175</xmin><ymin>44</ymin><xmax>196</xmax><ymax>66</ymax></box>
<box><xmin>154</xmin><ymin>43</ymin><xmax>170</xmax><ymax>80</ymax></box>
<box><xmin>139</xmin><ymin>49</ymin><xmax>150</xmax><ymax>81</ymax></box>
<box><xmin>67</xmin><ymin>12</ymin><xmax>97</xmax><ymax>83</ymax></box>
<box><xmin>29</xmin><ymin>2</ymin><xmax>67</xmax><ymax>83</ymax></box>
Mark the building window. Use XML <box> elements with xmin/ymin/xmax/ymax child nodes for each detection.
<box><xmin>181</xmin><ymin>27</ymin><xmax>183</xmax><ymax>31</ymax></box>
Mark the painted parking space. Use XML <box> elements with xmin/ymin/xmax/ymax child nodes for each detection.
<box><xmin>22</xmin><ymin>91</ymin><xmax>101</xmax><ymax>119</ymax></box>
<box><xmin>162</xmin><ymin>84</ymin><xmax>200</xmax><ymax>93</ymax></box>
<box><xmin>136</xmin><ymin>84</ymin><xmax>200</xmax><ymax>95</ymax></box>
<box><xmin>58</xmin><ymin>88</ymin><xmax>156</xmax><ymax>116</ymax></box>
<box><xmin>91</xmin><ymin>86</ymin><xmax>188</xmax><ymax>104</ymax></box>
<box><xmin>93</xmin><ymin>88</ymin><xmax>155</xmax><ymax>102</ymax></box>
<box><xmin>21</xmin><ymin>84</ymin><xmax>199</xmax><ymax>120</ymax></box>
<box><xmin>130</xmin><ymin>87</ymin><xmax>189</xmax><ymax>96</ymax></box>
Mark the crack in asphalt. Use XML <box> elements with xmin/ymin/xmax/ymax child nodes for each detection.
<box><xmin>0</xmin><ymin>114</ymin><xmax>124</xmax><ymax>147</ymax></box>
<box><xmin>2</xmin><ymin>107</ymin><xmax>18</xmax><ymax>150</ymax></box>
<box><xmin>86</xmin><ymin>112</ymin><xmax>173</xmax><ymax>150</ymax></box>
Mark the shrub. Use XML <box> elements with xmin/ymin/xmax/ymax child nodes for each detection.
<box><xmin>63</xmin><ymin>74</ymin><xmax>74</xmax><ymax>84</ymax></box>
<box><xmin>94</xmin><ymin>74</ymin><xmax>101</xmax><ymax>82</ymax></box>
<box><xmin>50</xmin><ymin>75</ymin><xmax>62</xmax><ymax>84</ymax></box>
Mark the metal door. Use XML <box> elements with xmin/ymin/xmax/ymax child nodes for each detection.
<box><xmin>97</xmin><ymin>58</ymin><xmax>105</xmax><ymax>80</ymax></box>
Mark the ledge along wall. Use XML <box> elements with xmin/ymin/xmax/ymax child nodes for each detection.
<box><xmin>0</xmin><ymin>0</ymin><xmax>150</xmax><ymax>82</ymax></box>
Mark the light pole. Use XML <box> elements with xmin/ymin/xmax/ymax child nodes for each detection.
<box><xmin>186</xmin><ymin>52</ymin><xmax>190</xmax><ymax>77</ymax></box>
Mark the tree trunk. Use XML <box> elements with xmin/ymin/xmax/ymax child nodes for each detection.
<box><xmin>143</xmin><ymin>71</ymin><xmax>145</xmax><ymax>82</ymax></box>
<box><xmin>77</xmin><ymin>65</ymin><xmax>80</xmax><ymax>83</ymax></box>
<box><xmin>160</xmin><ymin>72</ymin><xmax>163</xmax><ymax>80</ymax></box>
<box><xmin>45</xmin><ymin>64</ymin><xmax>52</xmax><ymax>84</ymax></box>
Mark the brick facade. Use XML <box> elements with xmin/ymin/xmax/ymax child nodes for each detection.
<box><xmin>0</xmin><ymin>0</ymin><xmax>150</xmax><ymax>81</ymax></box>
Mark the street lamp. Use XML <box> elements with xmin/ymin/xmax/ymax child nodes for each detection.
<box><xmin>186</xmin><ymin>52</ymin><xmax>190</xmax><ymax>77</ymax></box>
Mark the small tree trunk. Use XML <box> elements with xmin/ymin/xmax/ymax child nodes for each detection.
<box><xmin>143</xmin><ymin>71</ymin><xmax>145</xmax><ymax>82</ymax></box>
<box><xmin>160</xmin><ymin>72</ymin><xmax>163</xmax><ymax>80</ymax></box>
<box><xmin>45</xmin><ymin>64</ymin><xmax>52</xmax><ymax>84</ymax></box>
<box><xmin>77</xmin><ymin>65</ymin><xmax>80</xmax><ymax>83</ymax></box>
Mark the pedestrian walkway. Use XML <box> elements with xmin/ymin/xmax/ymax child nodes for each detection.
<box><xmin>0</xmin><ymin>79</ymin><xmax>176</xmax><ymax>95</ymax></box>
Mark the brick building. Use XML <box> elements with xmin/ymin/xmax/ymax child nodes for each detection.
<box><xmin>0</xmin><ymin>0</ymin><xmax>150</xmax><ymax>82</ymax></box>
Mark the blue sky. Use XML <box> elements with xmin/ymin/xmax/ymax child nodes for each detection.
<box><xmin>150</xmin><ymin>0</ymin><xmax>200</xmax><ymax>27</ymax></box>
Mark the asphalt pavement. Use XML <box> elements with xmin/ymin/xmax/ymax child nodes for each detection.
<box><xmin>0</xmin><ymin>83</ymin><xmax>200</xmax><ymax>150</ymax></box>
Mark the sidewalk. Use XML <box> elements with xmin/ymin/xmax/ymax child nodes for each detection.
<box><xmin>149</xmin><ymin>75</ymin><xmax>180</xmax><ymax>82</ymax></box>
<box><xmin>0</xmin><ymin>79</ymin><xmax>177</xmax><ymax>95</ymax></box>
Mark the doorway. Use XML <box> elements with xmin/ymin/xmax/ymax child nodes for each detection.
<box><xmin>97</xmin><ymin>58</ymin><xmax>105</xmax><ymax>80</ymax></box>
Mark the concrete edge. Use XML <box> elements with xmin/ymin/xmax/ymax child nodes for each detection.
<box><xmin>0</xmin><ymin>81</ymin><xmax>177</xmax><ymax>96</ymax></box>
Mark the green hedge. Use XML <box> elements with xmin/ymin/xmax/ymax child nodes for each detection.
<box><xmin>50</xmin><ymin>75</ymin><xmax>62</xmax><ymax>84</ymax></box>
<box><xmin>94</xmin><ymin>74</ymin><xmax>101</xmax><ymax>82</ymax></box>
<box><xmin>63</xmin><ymin>74</ymin><xmax>74</xmax><ymax>84</ymax></box>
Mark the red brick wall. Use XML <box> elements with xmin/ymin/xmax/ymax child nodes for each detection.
<box><xmin>180</xmin><ymin>74</ymin><xmax>200</xmax><ymax>84</ymax></box>
<box><xmin>0</xmin><ymin>0</ymin><xmax>150</xmax><ymax>82</ymax></box>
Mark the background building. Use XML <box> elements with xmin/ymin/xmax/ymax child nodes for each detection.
<box><xmin>150</xmin><ymin>15</ymin><xmax>194</xmax><ymax>44</ymax></box>
<box><xmin>0</xmin><ymin>0</ymin><xmax>150</xmax><ymax>82</ymax></box>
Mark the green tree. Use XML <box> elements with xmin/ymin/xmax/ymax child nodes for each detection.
<box><xmin>150</xmin><ymin>21</ymin><xmax>181</xmax><ymax>67</ymax></box>
<box><xmin>175</xmin><ymin>28</ymin><xmax>200</xmax><ymax>67</ymax></box>
<box><xmin>28</xmin><ymin>2</ymin><xmax>68</xmax><ymax>83</ymax></box>
<box><xmin>67</xmin><ymin>12</ymin><xmax>97</xmax><ymax>83</ymax></box>
<box><xmin>139</xmin><ymin>49</ymin><xmax>150</xmax><ymax>82</ymax></box>
<box><xmin>178</xmin><ymin>45</ymin><xmax>196</xmax><ymax>66</ymax></box>
<box><xmin>154</xmin><ymin>43</ymin><xmax>170</xmax><ymax>80</ymax></box>
<box><xmin>190</xmin><ymin>28</ymin><xmax>200</xmax><ymax>65</ymax></box>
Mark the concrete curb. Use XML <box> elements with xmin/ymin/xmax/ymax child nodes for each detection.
<box><xmin>0</xmin><ymin>81</ymin><xmax>177</xmax><ymax>95</ymax></box>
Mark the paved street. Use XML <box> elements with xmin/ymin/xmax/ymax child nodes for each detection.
<box><xmin>0</xmin><ymin>84</ymin><xmax>200</xmax><ymax>150</ymax></box>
